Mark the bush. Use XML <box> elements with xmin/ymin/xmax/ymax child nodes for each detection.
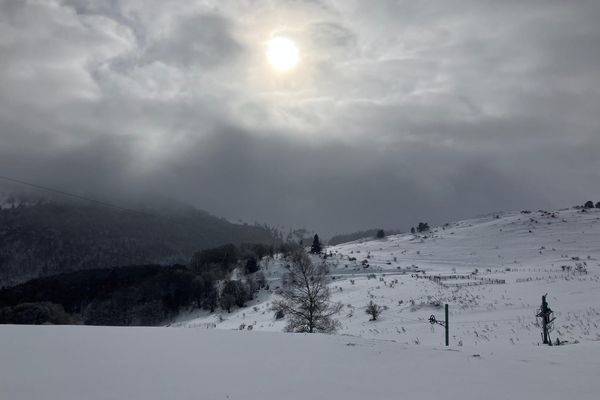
<box><xmin>584</xmin><ymin>200</ymin><xmax>595</xmax><ymax>209</ymax></box>
<box><xmin>274</xmin><ymin>309</ymin><xmax>285</xmax><ymax>320</ymax></box>
<box><xmin>219</xmin><ymin>293</ymin><xmax>236</xmax><ymax>313</ymax></box>
<box><xmin>376</xmin><ymin>229</ymin><xmax>385</xmax><ymax>239</ymax></box>
<box><xmin>365</xmin><ymin>300</ymin><xmax>383</xmax><ymax>321</ymax></box>
<box><xmin>245</xmin><ymin>257</ymin><xmax>260</xmax><ymax>274</ymax></box>
<box><xmin>417</xmin><ymin>222</ymin><xmax>430</xmax><ymax>233</ymax></box>
<box><xmin>596</xmin><ymin>202</ymin><xmax>600</xmax><ymax>209</ymax></box>
<box><xmin>220</xmin><ymin>280</ymin><xmax>251</xmax><ymax>312</ymax></box>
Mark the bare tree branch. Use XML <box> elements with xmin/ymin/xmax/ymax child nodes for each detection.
<box><xmin>272</xmin><ymin>251</ymin><xmax>341</xmax><ymax>333</ymax></box>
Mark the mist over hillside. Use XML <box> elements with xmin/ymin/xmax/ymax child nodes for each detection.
<box><xmin>0</xmin><ymin>200</ymin><xmax>276</xmax><ymax>286</ymax></box>
<box><xmin>328</xmin><ymin>228</ymin><xmax>403</xmax><ymax>246</ymax></box>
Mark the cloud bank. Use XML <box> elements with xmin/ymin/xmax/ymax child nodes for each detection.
<box><xmin>1</xmin><ymin>0</ymin><xmax>599</xmax><ymax>235</ymax></box>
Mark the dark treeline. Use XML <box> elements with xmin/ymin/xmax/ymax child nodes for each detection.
<box><xmin>0</xmin><ymin>202</ymin><xmax>278</xmax><ymax>286</ymax></box>
<box><xmin>0</xmin><ymin>242</ymin><xmax>286</xmax><ymax>326</ymax></box>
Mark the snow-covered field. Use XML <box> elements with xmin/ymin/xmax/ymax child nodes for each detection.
<box><xmin>1</xmin><ymin>325</ymin><xmax>599</xmax><ymax>400</ymax></box>
<box><xmin>2</xmin><ymin>206</ymin><xmax>600</xmax><ymax>399</ymax></box>
<box><xmin>179</xmin><ymin>207</ymin><xmax>600</xmax><ymax>348</ymax></box>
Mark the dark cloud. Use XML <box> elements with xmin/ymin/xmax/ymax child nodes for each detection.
<box><xmin>1</xmin><ymin>0</ymin><xmax>599</xmax><ymax>236</ymax></box>
<box><xmin>144</xmin><ymin>13</ymin><xmax>245</xmax><ymax>68</ymax></box>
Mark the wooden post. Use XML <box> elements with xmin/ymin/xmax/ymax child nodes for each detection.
<box><xmin>541</xmin><ymin>295</ymin><xmax>554</xmax><ymax>346</ymax></box>
<box><xmin>536</xmin><ymin>294</ymin><xmax>554</xmax><ymax>346</ymax></box>
<box><xmin>445</xmin><ymin>303</ymin><xmax>449</xmax><ymax>346</ymax></box>
<box><xmin>541</xmin><ymin>295</ymin><xmax>549</xmax><ymax>344</ymax></box>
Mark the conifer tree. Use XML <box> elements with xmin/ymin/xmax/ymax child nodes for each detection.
<box><xmin>310</xmin><ymin>234</ymin><xmax>322</xmax><ymax>254</ymax></box>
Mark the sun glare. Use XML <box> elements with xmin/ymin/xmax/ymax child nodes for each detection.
<box><xmin>267</xmin><ymin>36</ymin><xmax>299</xmax><ymax>71</ymax></box>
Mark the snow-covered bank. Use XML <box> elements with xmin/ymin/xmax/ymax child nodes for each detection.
<box><xmin>1</xmin><ymin>325</ymin><xmax>599</xmax><ymax>400</ymax></box>
<box><xmin>179</xmin><ymin>207</ymin><xmax>600</xmax><ymax>347</ymax></box>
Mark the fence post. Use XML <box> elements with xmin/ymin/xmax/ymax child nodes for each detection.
<box><xmin>445</xmin><ymin>304</ymin><xmax>449</xmax><ymax>346</ymax></box>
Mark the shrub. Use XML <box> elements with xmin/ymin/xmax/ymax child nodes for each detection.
<box><xmin>365</xmin><ymin>300</ymin><xmax>383</xmax><ymax>321</ymax></box>
<box><xmin>219</xmin><ymin>293</ymin><xmax>236</xmax><ymax>313</ymax></box>
<box><xmin>417</xmin><ymin>222</ymin><xmax>430</xmax><ymax>233</ymax></box>
<box><xmin>274</xmin><ymin>309</ymin><xmax>285</xmax><ymax>320</ymax></box>
<box><xmin>220</xmin><ymin>280</ymin><xmax>251</xmax><ymax>312</ymax></box>
<box><xmin>245</xmin><ymin>257</ymin><xmax>260</xmax><ymax>274</ymax></box>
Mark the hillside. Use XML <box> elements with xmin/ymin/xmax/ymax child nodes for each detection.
<box><xmin>178</xmin><ymin>207</ymin><xmax>600</xmax><ymax>347</ymax></box>
<box><xmin>0</xmin><ymin>201</ymin><xmax>275</xmax><ymax>286</ymax></box>
<box><xmin>327</xmin><ymin>228</ymin><xmax>403</xmax><ymax>246</ymax></box>
<box><xmin>2</xmin><ymin>207</ymin><xmax>600</xmax><ymax>399</ymax></box>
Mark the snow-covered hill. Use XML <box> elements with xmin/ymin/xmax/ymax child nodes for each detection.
<box><xmin>178</xmin><ymin>207</ymin><xmax>600</xmax><ymax>347</ymax></box>
<box><xmin>2</xmin><ymin>207</ymin><xmax>600</xmax><ymax>400</ymax></box>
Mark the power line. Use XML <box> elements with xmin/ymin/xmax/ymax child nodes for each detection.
<box><xmin>0</xmin><ymin>174</ymin><xmax>150</xmax><ymax>216</ymax></box>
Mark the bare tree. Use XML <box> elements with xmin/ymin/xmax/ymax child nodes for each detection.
<box><xmin>273</xmin><ymin>251</ymin><xmax>342</xmax><ymax>333</ymax></box>
<box><xmin>365</xmin><ymin>300</ymin><xmax>383</xmax><ymax>321</ymax></box>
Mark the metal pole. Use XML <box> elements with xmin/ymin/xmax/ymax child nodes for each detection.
<box><xmin>542</xmin><ymin>295</ymin><xmax>548</xmax><ymax>345</ymax></box>
<box><xmin>445</xmin><ymin>303</ymin><xmax>449</xmax><ymax>346</ymax></box>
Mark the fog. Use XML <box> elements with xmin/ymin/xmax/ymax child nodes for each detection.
<box><xmin>1</xmin><ymin>0</ymin><xmax>599</xmax><ymax>235</ymax></box>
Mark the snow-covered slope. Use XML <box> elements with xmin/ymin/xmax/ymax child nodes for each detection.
<box><xmin>2</xmin><ymin>207</ymin><xmax>600</xmax><ymax>399</ymax></box>
<box><xmin>179</xmin><ymin>207</ymin><xmax>600</xmax><ymax>347</ymax></box>
<box><xmin>1</xmin><ymin>325</ymin><xmax>599</xmax><ymax>400</ymax></box>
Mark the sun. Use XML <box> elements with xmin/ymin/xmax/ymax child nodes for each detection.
<box><xmin>267</xmin><ymin>36</ymin><xmax>300</xmax><ymax>71</ymax></box>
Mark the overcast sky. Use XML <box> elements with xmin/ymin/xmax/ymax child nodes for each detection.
<box><xmin>1</xmin><ymin>0</ymin><xmax>599</xmax><ymax>235</ymax></box>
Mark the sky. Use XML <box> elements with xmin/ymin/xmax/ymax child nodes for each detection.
<box><xmin>1</xmin><ymin>0</ymin><xmax>599</xmax><ymax>236</ymax></box>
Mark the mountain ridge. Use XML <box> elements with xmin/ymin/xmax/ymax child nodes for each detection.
<box><xmin>0</xmin><ymin>200</ymin><xmax>276</xmax><ymax>286</ymax></box>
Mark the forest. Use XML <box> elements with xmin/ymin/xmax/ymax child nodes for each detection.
<box><xmin>0</xmin><ymin>242</ymin><xmax>277</xmax><ymax>326</ymax></box>
<box><xmin>0</xmin><ymin>202</ymin><xmax>276</xmax><ymax>286</ymax></box>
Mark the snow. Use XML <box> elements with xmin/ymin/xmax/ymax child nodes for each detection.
<box><xmin>1</xmin><ymin>324</ymin><xmax>599</xmax><ymax>400</ymax></box>
<box><xmin>180</xmin><ymin>207</ymin><xmax>600</xmax><ymax>347</ymax></box>
<box><xmin>2</xmin><ymin>206</ymin><xmax>600</xmax><ymax>399</ymax></box>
